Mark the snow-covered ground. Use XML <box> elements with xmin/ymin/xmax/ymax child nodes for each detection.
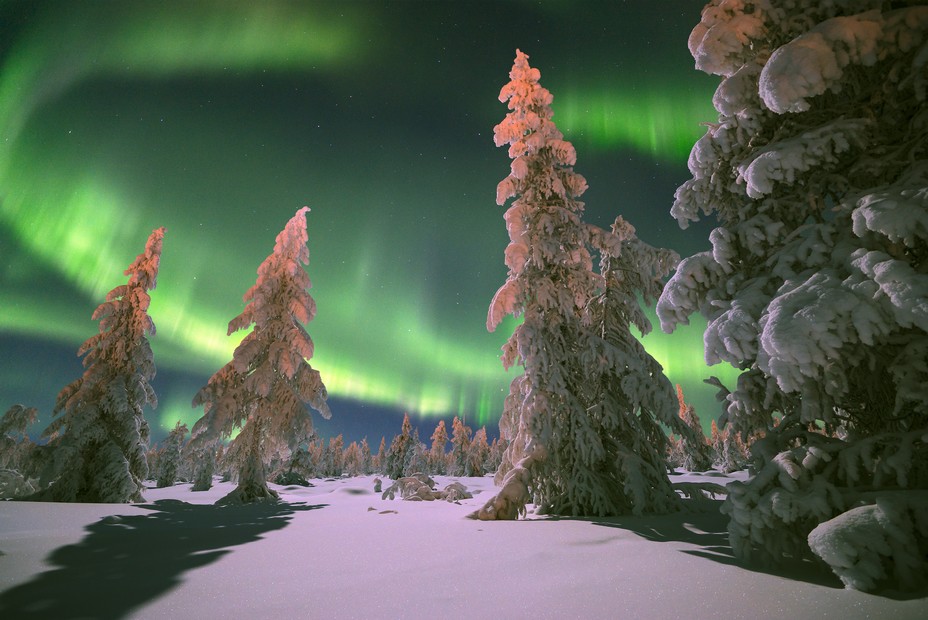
<box><xmin>1</xmin><ymin>472</ymin><xmax>926</xmax><ymax>619</ymax></box>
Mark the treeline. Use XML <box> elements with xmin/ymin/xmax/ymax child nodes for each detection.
<box><xmin>145</xmin><ymin>413</ymin><xmax>505</xmax><ymax>489</ymax></box>
<box><xmin>2</xmin><ymin>387</ymin><xmax>753</xmax><ymax>499</ymax></box>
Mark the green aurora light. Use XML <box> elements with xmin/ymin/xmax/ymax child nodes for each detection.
<box><xmin>0</xmin><ymin>2</ymin><xmax>735</xmax><ymax>438</ymax></box>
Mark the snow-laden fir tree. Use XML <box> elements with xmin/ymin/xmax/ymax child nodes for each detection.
<box><xmin>658</xmin><ymin>1</ymin><xmax>928</xmax><ymax>590</ymax></box>
<box><xmin>156</xmin><ymin>421</ymin><xmax>188</xmax><ymax>488</ymax></box>
<box><xmin>375</xmin><ymin>436</ymin><xmax>386</xmax><ymax>474</ymax></box>
<box><xmin>32</xmin><ymin>227</ymin><xmax>165</xmax><ymax>503</ymax></box>
<box><xmin>190</xmin><ymin>436</ymin><xmax>217</xmax><ymax>491</ymax></box>
<box><xmin>710</xmin><ymin>419</ymin><xmax>750</xmax><ymax>474</ymax></box>
<box><xmin>467</xmin><ymin>427</ymin><xmax>490</xmax><ymax>476</ymax></box>
<box><xmin>344</xmin><ymin>440</ymin><xmax>362</xmax><ymax>477</ymax></box>
<box><xmin>403</xmin><ymin>428</ymin><xmax>429</xmax><ymax>475</ymax></box>
<box><xmin>475</xmin><ymin>50</ymin><xmax>687</xmax><ymax>520</ymax></box>
<box><xmin>360</xmin><ymin>437</ymin><xmax>373</xmax><ymax>475</ymax></box>
<box><xmin>325</xmin><ymin>434</ymin><xmax>345</xmax><ymax>477</ymax></box>
<box><xmin>675</xmin><ymin>385</ymin><xmax>713</xmax><ymax>472</ymax></box>
<box><xmin>189</xmin><ymin>207</ymin><xmax>330</xmax><ymax>504</ymax></box>
<box><xmin>429</xmin><ymin>419</ymin><xmax>448</xmax><ymax>475</ymax></box>
<box><xmin>385</xmin><ymin>413</ymin><xmax>413</xmax><ymax>480</ymax></box>
<box><xmin>448</xmin><ymin>415</ymin><xmax>471</xmax><ymax>477</ymax></box>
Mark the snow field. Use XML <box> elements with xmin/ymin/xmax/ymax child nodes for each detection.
<box><xmin>2</xmin><ymin>473</ymin><xmax>926</xmax><ymax>619</ymax></box>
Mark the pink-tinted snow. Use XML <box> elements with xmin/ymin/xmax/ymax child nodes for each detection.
<box><xmin>1</xmin><ymin>473</ymin><xmax>926</xmax><ymax>618</ymax></box>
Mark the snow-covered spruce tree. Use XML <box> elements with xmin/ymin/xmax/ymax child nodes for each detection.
<box><xmin>474</xmin><ymin>51</ymin><xmax>686</xmax><ymax>520</ymax></box>
<box><xmin>344</xmin><ymin>440</ymin><xmax>362</xmax><ymax>477</ymax></box>
<box><xmin>428</xmin><ymin>419</ymin><xmax>448</xmax><ymax>475</ymax></box>
<box><xmin>384</xmin><ymin>413</ymin><xmax>413</xmax><ymax>480</ymax></box>
<box><xmin>189</xmin><ymin>207</ymin><xmax>330</xmax><ymax>504</ymax></box>
<box><xmin>658</xmin><ymin>2</ymin><xmax>928</xmax><ymax>589</ymax></box>
<box><xmin>189</xmin><ymin>437</ymin><xmax>217</xmax><ymax>491</ymax></box>
<box><xmin>325</xmin><ymin>434</ymin><xmax>345</xmax><ymax>477</ymax></box>
<box><xmin>467</xmin><ymin>427</ymin><xmax>491</xmax><ymax>476</ymax></box>
<box><xmin>359</xmin><ymin>437</ymin><xmax>373</xmax><ymax>475</ymax></box>
<box><xmin>403</xmin><ymin>428</ymin><xmax>429</xmax><ymax>475</ymax></box>
<box><xmin>675</xmin><ymin>384</ymin><xmax>713</xmax><ymax>472</ymax></box>
<box><xmin>32</xmin><ymin>227</ymin><xmax>165</xmax><ymax>503</ymax></box>
<box><xmin>448</xmin><ymin>415</ymin><xmax>471</xmax><ymax>477</ymax></box>
<box><xmin>156</xmin><ymin>421</ymin><xmax>188</xmax><ymax>488</ymax></box>
<box><xmin>375</xmin><ymin>436</ymin><xmax>386</xmax><ymax>474</ymax></box>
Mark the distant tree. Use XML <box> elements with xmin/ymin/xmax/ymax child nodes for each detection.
<box><xmin>665</xmin><ymin>434</ymin><xmax>684</xmax><ymax>470</ymax></box>
<box><xmin>428</xmin><ymin>420</ymin><xmax>448</xmax><ymax>475</ymax></box>
<box><xmin>325</xmin><ymin>434</ymin><xmax>345</xmax><ymax>477</ymax></box>
<box><xmin>403</xmin><ymin>428</ymin><xmax>429</xmax><ymax>476</ymax></box>
<box><xmin>448</xmin><ymin>416</ymin><xmax>471</xmax><ymax>477</ymax></box>
<box><xmin>0</xmin><ymin>404</ymin><xmax>38</xmax><ymax>472</ymax></box>
<box><xmin>660</xmin><ymin>2</ymin><xmax>928</xmax><ymax>590</ymax></box>
<box><xmin>344</xmin><ymin>440</ymin><xmax>362</xmax><ymax>477</ymax></box>
<box><xmin>189</xmin><ymin>208</ymin><xmax>330</xmax><ymax>504</ymax></box>
<box><xmin>675</xmin><ymin>385</ymin><xmax>712</xmax><ymax>472</ymax></box>
<box><xmin>33</xmin><ymin>227</ymin><xmax>165</xmax><ymax>503</ymax></box>
<box><xmin>375</xmin><ymin>436</ymin><xmax>386</xmax><ymax>474</ymax></box>
<box><xmin>360</xmin><ymin>437</ymin><xmax>373</xmax><ymax>475</ymax></box>
<box><xmin>467</xmin><ymin>427</ymin><xmax>490</xmax><ymax>476</ymax></box>
<box><xmin>156</xmin><ymin>421</ymin><xmax>188</xmax><ymax>488</ymax></box>
<box><xmin>385</xmin><ymin>414</ymin><xmax>413</xmax><ymax>480</ymax></box>
<box><xmin>487</xmin><ymin>437</ymin><xmax>504</xmax><ymax>474</ymax></box>
<box><xmin>190</xmin><ymin>437</ymin><xmax>218</xmax><ymax>491</ymax></box>
<box><xmin>475</xmin><ymin>51</ymin><xmax>685</xmax><ymax>520</ymax></box>
<box><xmin>711</xmin><ymin>419</ymin><xmax>749</xmax><ymax>474</ymax></box>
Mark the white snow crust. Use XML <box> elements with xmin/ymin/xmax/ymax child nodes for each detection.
<box><xmin>1</xmin><ymin>473</ymin><xmax>926</xmax><ymax>618</ymax></box>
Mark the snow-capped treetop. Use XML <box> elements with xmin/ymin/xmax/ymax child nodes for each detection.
<box><xmin>488</xmin><ymin>50</ymin><xmax>594</xmax><ymax>339</ymax></box>
<box><xmin>37</xmin><ymin>227</ymin><xmax>166</xmax><ymax>503</ymax></box>
<box><xmin>191</xmin><ymin>207</ymin><xmax>329</xmax><ymax>457</ymax></box>
<box><xmin>478</xmin><ymin>51</ymin><xmax>685</xmax><ymax>519</ymax></box>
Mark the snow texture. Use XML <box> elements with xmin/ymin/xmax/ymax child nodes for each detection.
<box><xmin>662</xmin><ymin>1</ymin><xmax>928</xmax><ymax>592</ymax></box>
<box><xmin>808</xmin><ymin>492</ymin><xmax>928</xmax><ymax>592</ymax></box>
<box><xmin>484</xmin><ymin>51</ymin><xmax>685</xmax><ymax>519</ymax></box>
<box><xmin>1</xmin><ymin>473</ymin><xmax>926</xmax><ymax>618</ymax></box>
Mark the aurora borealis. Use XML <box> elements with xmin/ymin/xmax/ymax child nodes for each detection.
<box><xmin>0</xmin><ymin>0</ymin><xmax>738</xmax><ymax>443</ymax></box>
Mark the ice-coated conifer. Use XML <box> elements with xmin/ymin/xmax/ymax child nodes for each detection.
<box><xmin>360</xmin><ymin>437</ymin><xmax>373</xmax><ymax>475</ymax></box>
<box><xmin>675</xmin><ymin>385</ymin><xmax>712</xmax><ymax>473</ymax></box>
<box><xmin>448</xmin><ymin>415</ymin><xmax>471</xmax><ymax>477</ymax></box>
<box><xmin>475</xmin><ymin>51</ymin><xmax>685</xmax><ymax>520</ymax></box>
<box><xmin>156</xmin><ymin>421</ymin><xmax>188</xmax><ymax>488</ymax></box>
<box><xmin>384</xmin><ymin>413</ymin><xmax>413</xmax><ymax>480</ymax></box>
<box><xmin>467</xmin><ymin>427</ymin><xmax>490</xmax><ymax>476</ymax></box>
<box><xmin>33</xmin><ymin>227</ymin><xmax>164</xmax><ymax>503</ymax></box>
<box><xmin>189</xmin><ymin>207</ymin><xmax>330</xmax><ymax>504</ymax></box>
<box><xmin>660</xmin><ymin>1</ymin><xmax>928</xmax><ymax>590</ymax></box>
<box><xmin>428</xmin><ymin>419</ymin><xmax>448</xmax><ymax>475</ymax></box>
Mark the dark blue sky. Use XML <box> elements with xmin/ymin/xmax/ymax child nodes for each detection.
<box><xmin>0</xmin><ymin>1</ymin><xmax>735</xmax><ymax>446</ymax></box>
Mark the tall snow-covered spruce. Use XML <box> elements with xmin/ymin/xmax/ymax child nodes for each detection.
<box><xmin>189</xmin><ymin>207</ymin><xmax>330</xmax><ymax>505</ymax></box>
<box><xmin>659</xmin><ymin>1</ymin><xmax>928</xmax><ymax>591</ymax></box>
<box><xmin>34</xmin><ymin>227</ymin><xmax>165</xmax><ymax>503</ymax></box>
<box><xmin>474</xmin><ymin>50</ymin><xmax>687</xmax><ymax>520</ymax></box>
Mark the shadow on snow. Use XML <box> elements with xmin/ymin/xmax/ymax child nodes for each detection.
<box><xmin>535</xmin><ymin>499</ymin><xmax>850</xmax><ymax>592</ymax></box>
<box><xmin>0</xmin><ymin>499</ymin><xmax>326</xmax><ymax>619</ymax></box>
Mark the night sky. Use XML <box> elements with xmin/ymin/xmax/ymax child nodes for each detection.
<box><xmin>0</xmin><ymin>0</ymin><xmax>741</xmax><ymax>446</ymax></box>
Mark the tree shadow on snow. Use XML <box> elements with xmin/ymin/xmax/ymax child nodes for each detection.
<box><xmin>565</xmin><ymin>500</ymin><xmax>847</xmax><ymax>591</ymax></box>
<box><xmin>0</xmin><ymin>499</ymin><xmax>326</xmax><ymax>619</ymax></box>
